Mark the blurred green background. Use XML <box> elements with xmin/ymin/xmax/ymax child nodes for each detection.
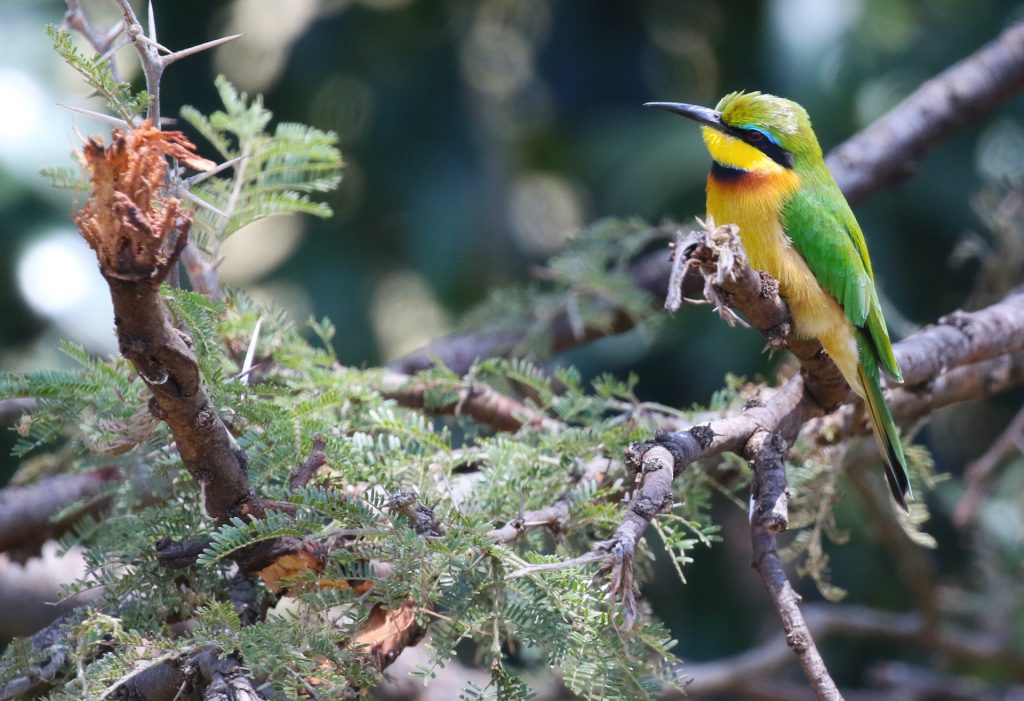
<box><xmin>2</xmin><ymin>0</ymin><xmax>1024</xmax><ymax>692</ymax></box>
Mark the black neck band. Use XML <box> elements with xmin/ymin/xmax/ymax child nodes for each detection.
<box><xmin>710</xmin><ymin>161</ymin><xmax>747</xmax><ymax>181</ymax></box>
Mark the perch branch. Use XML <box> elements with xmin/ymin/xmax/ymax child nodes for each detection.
<box><xmin>748</xmin><ymin>433</ymin><xmax>842</xmax><ymax>701</ymax></box>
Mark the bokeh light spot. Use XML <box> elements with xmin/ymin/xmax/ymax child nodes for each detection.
<box><xmin>509</xmin><ymin>173</ymin><xmax>584</xmax><ymax>257</ymax></box>
<box><xmin>18</xmin><ymin>232</ymin><xmax>91</xmax><ymax>317</ymax></box>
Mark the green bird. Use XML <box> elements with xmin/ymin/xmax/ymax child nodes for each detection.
<box><xmin>647</xmin><ymin>91</ymin><xmax>911</xmax><ymax>509</ymax></box>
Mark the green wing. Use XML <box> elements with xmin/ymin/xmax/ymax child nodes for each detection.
<box><xmin>780</xmin><ymin>174</ymin><xmax>902</xmax><ymax>381</ymax></box>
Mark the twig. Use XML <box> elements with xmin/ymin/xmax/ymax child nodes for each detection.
<box><xmin>953</xmin><ymin>401</ymin><xmax>1024</xmax><ymax>527</ymax></box>
<box><xmin>748</xmin><ymin>435</ymin><xmax>842</xmax><ymax>701</ymax></box>
<box><xmin>289</xmin><ymin>433</ymin><xmax>328</xmax><ymax>490</ymax></box>
<box><xmin>109</xmin><ymin>0</ymin><xmax>241</xmax><ymax>125</ymax></box>
<box><xmin>486</xmin><ymin>501</ymin><xmax>571</xmax><ymax>544</ymax></box>
<box><xmin>488</xmin><ymin>454</ymin><xmax>612</xmax><ymax>545</ymax></box>
<box><xmin>378</xmin><ymin>371</ymin><xmax>565</xmax><ymax>433</ymax></box>
<box><xmin>588</xmin><ymin>444</ymin><xmax>679</xmax><ymax>627</ymax></box>
<box><xmin>179</xmin><ymin>243</ymin><xmax>222</xmax><ymax>301</ymax></box>
<box><xmin>62</xmin><ymin>0</ymin><xmax>124</xmax><ymax>82</ymax></box>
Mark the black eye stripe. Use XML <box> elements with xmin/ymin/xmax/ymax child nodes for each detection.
<box><xmin>724</xmin><ymin>125</ymin><xmax>794</xmax><ymax>168</ymax></box>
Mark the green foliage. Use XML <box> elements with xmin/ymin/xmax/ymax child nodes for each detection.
<box><xmin>3</xmin><ymin>283</ymin><xmax>707</xmax><ymax>698</ymax></box>
<box><xmin>180</xmin><ymin>75</ymin><xmax>344</xmax><ymax>250</ymax></box>
<box><xmin>461</xmin><ymin>218</ymin><xmax>668</xmax><ymax>357</ymax></box>
<box><xmin>38</xmin><ymin>164</ymin><xmax>89</xmax><ymax>191</ymax></box>
<box><xmin>46</xmin><ymin>25</ymin><xmax>151</xmax><ymax>121</ymax></box>
<box><xmin>0</xmin><ymin>340</ymin><xmax>155</xmax><ymax>460</ymax></box>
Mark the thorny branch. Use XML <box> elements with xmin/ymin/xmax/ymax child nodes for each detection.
<box><xmin>75</xmin><ymin>124</ymin><xmax>257</xmax><ymax>526</ymax></box>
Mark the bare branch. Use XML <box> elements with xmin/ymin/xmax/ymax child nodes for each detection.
<box><xmin>747</xmin><ymin>430</ymin><xmax>790</xmax><ymax>533</ymax></box>
<box><xmin>0</xmin><ymin>468</ymin><xmax>121</xmax><ymax>554</ymax></box>
<box><xmin>672</xmin><ymin>603</ymin><xmax>1019</xmax><ymax>698</ymax></box>
<box><xmin>749</xmin><ymin>434</ymin><xmax>842</xmax><ymax>701</ymax></box>
<box><xmin>487</xmin><ymin>501</ymin><xmax>570</xmax><ymax>545</ymax></box>
<box><xmin>378</xmin><ymin>370</ymin><xmax>565</xmax><ymax>433</ymax></box>
<box><xmin>953</xmin><ymin>401</ymin><xmax>1024</xmax><ymax>527</ymax></box>
<box><xmin>827</xmin><ymin>21</ymin><xmax>1024</xmax><ymax>204</ymax></box>
<box><xmin>179</xmin><ymin>242</ymin><xmax>222</xmax><ymax>301</ymax></box>
<box><xmin>289</xmin><ymin>433</ymin><xmax>327</xmax><ymax>490</ymax></box>
<box><xmin>62</xmin><ymin>0</ymin><xmax>124</xmax><ymax>82</ymax></box>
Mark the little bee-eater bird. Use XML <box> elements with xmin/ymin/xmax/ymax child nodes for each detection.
<box><xmin>647</xmin><ymin>92</ymin><xmax>911</xmax><ymax>509</ymax></box>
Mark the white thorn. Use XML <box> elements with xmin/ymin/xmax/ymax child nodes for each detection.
<box><xmin>182</xmin><ymin>155</ymin><xmax>247</xmax><ymax>188</ymax></box>
<box><xmin>179</xmin><ymin>189</ymin><xmax>228</xmax><ymax>219</ymax></box>
<box><xmin>239</xmin><ymin>317</ymin><xmax>263</xmax><ymax>386</ymax></box>
<box><xmin>135</xmin><ymin>33</ymin><xmax>171</xmax><ymax>54</ymax></box>
<box><xmin>162</xmin><ymin>34</ymin><xmax>244</xmax><ymax>67</ymax></box>
<box><xmin>57</xmin><ymin>104</ymin><xmax>130</xmax><ymax>129</ymax></box>
<box><xmin>147</xmin><ymin>0</ymin><xmax>157</xmax><ymax>45</ymax></box>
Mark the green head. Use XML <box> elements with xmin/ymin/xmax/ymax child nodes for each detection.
<box><xmin>646</xmin><ymin>91</ymin><xmax>823</xmax><ymax>171</ymax></box>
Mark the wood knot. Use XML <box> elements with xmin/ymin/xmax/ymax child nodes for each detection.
<box><xmin>191</xmin><ymin>402</ymin><xmax>217</xmax><ymax>431</ymax></box>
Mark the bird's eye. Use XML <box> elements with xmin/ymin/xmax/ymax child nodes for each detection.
<box><xmin>746</xmin><ymin>129</ymin><xmax>764</xmax><ymax>142</ymax></box>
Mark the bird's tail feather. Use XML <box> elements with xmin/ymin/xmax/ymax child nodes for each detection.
<box><xmin>855</xmin><ymin>334</ymin><xmax>912</xmax><ymax>511</ymax></box>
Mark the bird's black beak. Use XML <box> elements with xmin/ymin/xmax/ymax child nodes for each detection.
<box><xmin>644</xmin><ymin>102</ymin><xmax>727</xmax><ymax>133</ymax></box>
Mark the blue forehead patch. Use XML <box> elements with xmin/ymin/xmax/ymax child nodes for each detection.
<box><xmin>737</xmin><ymin>124</ymin><xmax>781</xmax><ymax>146</ymax></box>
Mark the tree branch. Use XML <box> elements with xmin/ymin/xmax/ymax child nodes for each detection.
<box><xmin>389</xmin><ymin>244</ymin><xmax>684</xmax><ymax>375</ymax></box>
<box><xmin>952</xmin><ymin>401</ymin><xmax>1024</xmax><ymax>527</ymax></box>
<box><xmin>378</xmin><ymin>370</ymin><xmax>565</xmax><ymax>433</ymax></box>
<box><xmin>827</xmin><ymin>21</ymin><xmax>1024</xmax><ymax>204</ymax></box>
<box><xmin>670</xmin><ymin>603</ymin><xmax>1019</xmax><ymax>699</ymax></box>
<box><xmin>748</xmin><ymin>433</ymin><xmax>842</xmax><ymax>701</ymax></box>
<box><xmin>0</xmin><ymin>467</ymin><xmax>121</xmax><ymax>554</ymax></box>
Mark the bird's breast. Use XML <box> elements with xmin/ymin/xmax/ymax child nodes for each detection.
<box><xmin>706</xmin><ymin>164</ymin><xmax>848</xmax><ymax>343</ymax></box>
